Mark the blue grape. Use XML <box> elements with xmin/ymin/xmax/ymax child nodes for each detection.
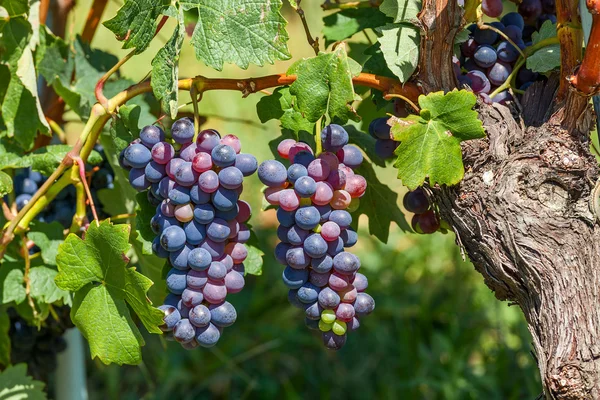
<box><xmin>158</xmin><ymin>176</ymin><xmax>175</xmax><ymax>199</ymax></box>
<box><xmin>277</xmin><ymin>225</ymin><xmax>290</xmax><ymax>243</ymax></box>
<box><xmin>294</xmin><ymin>176</ymin><xmax>317</xmax><ymax>198</ymax></box>
<box><xmin>168</xmin><ymin>185</ymin><xmax>191</xmax><ymax>205</ymax></box>
<box><xmin>234</xmin><ymin>153</ymin><xmax>258</xmax><ymax>176</ymax></box>
<box><xmin>329</xmin><ymin>210</ymin><xmax>352</xmax><ymax>229</ymax></box>
<box><xmin>501</xmin><ymin>12</ymin><xmax>525</xmax><ymax>29</ymax></box>
<box><xmin>92</xmin><ymin>168</ymin><xmax>113</xmax><ymax>189</ymax></box>
<box><xmin>309</xmin><ymin>271</ymin><xmax>330</xmax><ymax>287</ymax></box>
<box><xmin>318</xmin><ymin>287</ymin><xmax>340</xmax><ymax>309</ymax></box>
<box><xmin>140</xmin><ymin>125</ymin><xmax>165</xmax><ymax>148</ymax></box>
<box><xmin>294</xmin><ymin>206</ymin><xmax>320</xmax><ymax>230</ymax></box>
<box><xmin>275</xmin><ymin>242</ymin><xmax>291</xmax><ymax>265</ymax></box>
<box><xmin>305</xmin><ymin>302</ymin><xmax>323</xmax><ymax>320</ymax></box>
<box><xmin>466</xmin><ymin>70</ymin><xmax>491</xmax><ymax>94</ymax></box>
<box><xmin>189</xmin><ymin>304</ymin><xmax>211</xmax><ymax>327</ymax></box>
<box><xmin>287</xmin><ymin>225</ymin><xmax>309</xmax><ymax>246</ymax></box>
<box><xmin>152</xmin><ymin>237</ymin><xmax>169</xmax><ymax>258</ymax></box>
<box><xmin>209</xmin><ymin>302</ymin><xmax>237</xmax><ymax>327</ymax></box>
<box><xmin>488</xmin><ymin>62</ymin><xmax>512</xmax><ymax>86</ymax></box>
<box><xmin>340</xmin><ymin>228</ymin><xmax>358</xmax><ymax>247</ymax></box>
<box><xmin>18</xmin><ymin>177</ymin><xmax>38</xmax><ymax>194</ymax></box>
<box><xmin>218</xmin><ymin>167</ymin><xmax>243</xmax><ymax>189</ymax></box>
<box><xmin>277</xmin><ymin>208</ymin><xmax>296</xmax><ymax>227</ymax></box>
<box><xmin>171</xmin><ymin>118</ymin><xmax>194</xmax><ymax>144</ymax></box>
<box><xmin>188</xmin><ymin>247</ymin><xmax>212</xmax><ymax>270</ymax></box>
<box><xmin>282</xmin><ymin>266</ymin><xmax>309</xmax><ymax>289</ymax></box>
<box><xmin>321</xmin><ymin>124</ymin><xmax>349</xmax><ymax>152</ymax></box>
<box><xmin>293</xmin><ymin>150</ymin><xmax>315</xmax><ymax>167</ymax></box>
<box><xmin>174</xmin><ymin>162</ymin><xmax>198</xmax><ymax>187</ymax></box>
<box><xmin>327</xmin><ymin>237</ymin><xmax>344</xmax><ymax>257</ymax></box>
<box><xmin>196</xmin><ymin>129</ymin><xmax>221</xmax><ymax>152</ymax></box>
<box><xmin>164</xmin><ymin>293</ymin><xmax>180</xmax><ymax>307</ymax></box>
<box><xmin>124</xmin><ymin>144</ymin><xmax>152</xmax><ymax>168</ymax></box>
<box><xmin>502</xmin><ymin>25</ymin><xmax>523</xmax><ymax>42</ymax></box>
<box><xmin>179</xmin><ymin>143</ymin><xmax>198</xmax><ymax>162</ymax></box>
<box><xmin>297</xmin><ymin>282</ymin><xmax>320</xmax><ymax>304</ymax></box>
<box><xmin>193</xmin><ymin>203</ymin><xmax>215</xmax><ymax>224</ymax></box>
<box><xmin>200</xmin><ymin>239</ymin><xmax>225</xmax><ymax>260</ymax></box>
<box><xmin>473</xmin><ymin>45</ymin><xmax>497</xmax><ymax>68</ymax></box>
<box><xmin>187</xmin><ymin>269</ymin><xmax>208</xmax><ymax>289</ymax></box>
<box><xmin>181</xmin><ymin>288</ymin><xmax>204</xmax><ymax>307</ymax></box>
<box><xmin>15</xmin><ymin>194</ymin><xmax>32</xmax><ymax>211</ymax></box>
<box><xmin>166</xmin><ymin>268</ymin><xmax>187</xmax><ymax>294</ymax></box>
<box><xmin>368</xmin><ymin>117</ymin><xmax>391</xmax><ymax>140</ymax></box>
<box><xmin>496</xmin><ymin>41</ymin><xmax>519</xmax><ymax>63</ymax></box>
<box><xmin>207</xmin><ymin>261</ymin><xmax>227</xmax><ymax>280</ymax></box>
<box><xmin>336</xmin><ymin>145</ymin><xmax>363</xmax><ymax>169</ymax></box>
<box><xmin>311</xmin><ymin>255</ymin><xmax>333</xmax><ymax>273</ymax></box>
<box><xmin>183</xmin><ymin>220</ymin><xmax>206</xmax><ymax>245</ymax></box>
<box><xmin>333</xmin><ymin>252</ymin><xmax>360</xmax><ymax>275</ymax></box>
<box><xmin>354</xmin><ymin>293</ymin><xmax>375</xmax><ymax>316</ymax></box>
<box><xmin>211</xmin><ymin>144</ymin><xmax>236</xmax><ymax>167</ymax></box>
<box><xmin>287</xmin><ymin>163</ymin><xmax>308</xmax><ymax>183</ymax></box>
<box><xmin>315</xmin><ymin>204</ymin><xmax>332</xmax><ymax>222</ymax></box>
<box><xmin>160</xmin><ymin>225</ymin><xmax>186</xmax><ymax>251</ymax></box>
<box><xmin>169</xmin><ymin>244</ymin><xmax>192</xmax><ymax>270</ymax></box>
<box><xmin>286</xmin><ymin>246</ymin><xmax>311</xmax><ymax>269</ymax></box>
<box><xmin>323</xmin><ymin>331</ymin><xmax>346</xmax><ymax>350</ymax></box>
<box><xmin>215</xmin><ymin>204</ymin><xmax>239</xmax><ymax>221</ymax></box>
<box><xmin>472</xmin><ymin>25</ymin><xmax>498</xmax><ymax>45</ymax></box>
<box><xmin>211</xmin><ymin>187</ymin><xmax>238</xmax><ymax>211</ymax></box>
<box><xmin>196</xmin><ymin>323</ymin><xmax>221</xmax><ymax>347</ymax></box>
<box><xmin>189</xmin><ymin>184</ymin><xmax>210</xmax><ymax>204</ymax></box>
<box><xmin>257</xmin><ymin>160</ymin><xmax>287</xmax><ymax>187</ymax></box>
<box><xmin>303</xmin><ymin>234</ymin><xmax>328</xmax><ymax>258</ymax></box>
<box><xmin>158</xmin><ymin>305</ymin><xmax>181</xmax><ymax>331</ymax></box>
<box><xmin>375</xmin><ymin>139</ymin><xmax>397</xmax><ymax>159</ymax></box>
<box><xmin>235</xmin><ymin>224</ymin><xmax>250</xmax><ymax>243</ymax></box>
<box><xmin>129</xmin><ymin>168</ymin><xmax>150</xmax><ymax>191</ymax></box>
<box><xmin>206</xmin><ymin>218</ymin><xmax>231</xmax><ymax>242</ymax></box>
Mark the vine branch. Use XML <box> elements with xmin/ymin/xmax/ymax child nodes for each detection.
<box><xmin>294</xmin><ymin>0</ymin><xmax>320</xmax><ymax>55</ymax></box>
<box><xmin>555</xmin><ymin>0</ymin><xmax>584</xmax><ymax>98</ymax></box>
<box><xmin>81</xmin><ymin>0</ymin><xmax>109</xmax><ymax>43</ymax></box>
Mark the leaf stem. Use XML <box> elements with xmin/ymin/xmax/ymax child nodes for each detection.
<box><xmin>191</xmin><ymin>85</ymin><xmax>202</xmax><ymax>142</ymax></box>
<box><xmin>70</xmin><ymin>181</ymin><xmax>87</xmax><ymax>233</ymax></box>
<box><xmin>46</xmin><ymin>117</ymin><xmax>67</xmax><ymax>143</ymax></box>
<box><xmin>21</xmin><ymin>235</ymin><xmax>38</xmax><ymax>321</ymax></box>
<box><xmin>384</xmin><ymin>93</ymin><xmax>420</xmax><ymax>113</ymax></box>
<box><xmin>294</xmin><ymin>0</ymin><xmax>320</xmax><ymax>55</ymax></box>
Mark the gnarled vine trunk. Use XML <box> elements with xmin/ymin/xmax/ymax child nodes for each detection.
<box><xmin>417</xmin><ymin>1</ymin><xmax>600</xmax><ymax>399</ymax></box>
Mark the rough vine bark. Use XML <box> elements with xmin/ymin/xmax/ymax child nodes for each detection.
<box><xmin>417</xmin><ymin>1</ymin><xmax>600</xmax><ymax>398</ymax></box>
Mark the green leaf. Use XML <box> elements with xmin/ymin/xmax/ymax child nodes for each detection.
<box><xmin>0</xmin><ymin>170</ymin><xmax>12</xmax><ymax>196</ymax></box>
<box><xmin>377</xmin><ymin>23</ymin><xmax>420</xmax><ymax>83</ymax></box>
<box><xmin>532</xmin><ymin>20</ymin><xmax>557</xmax><ymax>43</ymax></box>
<box><xmin>0</xmin><ymin>311</ymin><xmax>10</xmax><ymax>366</ymax></box>
<box><xmin>36</xmin><ymin>27</ymin><xmax>73</xmax><ymax>86</ymax></box>
<box><xmin>380</xmin><ymin>0</ymin><xmax>421</xmax><ymax>23</ymax></box>
<box><xmin>526</xmin><ymin>21</ymin><xmax>560</xmax><ymax>73</ymax></box>
<box><xmin>0</xmin><ymin>364</ymin><xmax>46</xmax><ymax>399</ymax></box>
<box><xmin>2</xmin><ymin>1</ymin><xmax>29</xmax><ymax>17</ymax></box>
<box><xmin>288</xmin><ymin>46</ymin><xmax>360</xmax><ymax>123</ymax></box>
<box><xmin>134</xmin><ymin>192</ymin><xmax>157</xmax><ymax>256</ymax></box>
<box><xmin>28</xmin><ymin>266</ymin><xmax>70</xmax><ymax>305</ymax></box>
<box><xmin>353</xmin><ymin>161</ymin><xmax>410</xmax><ymax>242</ymax></box>
<box><xmin>109</xmin><ymin>104</ymin><xmax>140</xmax><ymax>154</ymax></box>
<box><xmin>55</xmin><ymin>220</ymin><xmax>164</xmax><ymax>365</ymax></box>
<box><xmin>322</xmin><ymin>8</ymin><xmax>390</xmax><ymax>45</ymax></box>
<box><xmin>0</xmin><ymin>260</ymin><xmax>25</xmax><ymax>305</ymax></box>
<box><xmin>244</xmin><ymin>227</ymin><xmax>263</xmax><ymax>276</ymax></box>
<box><xmin>151</xmin><ymin>8</ymin><xmax>185</xmax><ymax>119</ymax></box>
<box><xmin>392</xmin><ymin>90</ymin><xmax>485</xmax><ymax>189</ymax></box>
<box><xmin>183</xmin><ymin>0</ymin><xmax>291</xmax><ymax>71</ymax></box>
<box><xmin>2</xmin><ymin>145</ymin><xmax>102</xmax><ymax>176</ymax></box>
<box><xmin>103</xmin><ymin>0</ymin><xmax>170</xmax><ymax>54</ymax></box>
<box><xmin>96</xmin><ymin>188</ymin><xmax>130</xmax><ymax>217</ymax></box>
<box><xmin>256</xmin><ymin>87</ymin><xmax>315</xmax><ymax>134</ymax></box>
<box><xmin>27</xmin><ymin>221</ymin><xmax>64</xmax><ymax>266</ymax></box>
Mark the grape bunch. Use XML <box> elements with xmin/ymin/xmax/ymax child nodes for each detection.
<box><xmin>456</xmin><ymin>9</ymin><xmax>556</xmax><ymax>104</ymax></box>
<box><xmin>8</xmin><ymin>306</ymin><xmax>73</xmax><ymax>384</ymax></box>
<box><xmin>403</xmin><ymin>188</ymin><xmax>441</xmax><ymax>234</ymax></box>
<box><xmin>120</xmin><ymin>118</ymin><xmax>257</xmax><ymax>349</ymax></box>
<box><xmin>259</xmin><ymin>125</ymin><xmax>375</xmax><ymax>350</ymax></box>
<box><xmin>11</xmin><ymin>145</ymin><xmax>114</xmax><ymax>228</ymax></box>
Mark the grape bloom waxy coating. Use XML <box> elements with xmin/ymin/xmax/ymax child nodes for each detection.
<box><xmin>259</xmin><ymin>124</ymin><xmax>375</xmax><ymax>350</ymax></box>
<box><xmin>122</xmin><ymin>118</ymin><xmax>257</xmax><ymax>349</ymax></box>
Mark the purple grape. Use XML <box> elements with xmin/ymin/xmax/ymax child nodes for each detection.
<box><xmin>196</xmin><ymin>129</ymin><xmax>221</xmax><ymax>152</ymax></box>
<box><xmin>466</xmin><ymin>70</ymin><xmax>491</xmax><ymax>94</ymax></box>
<box><xmin>482</xmin><ymin>0</ymin><xmax>502</xmax><ymax>17</ymax></box>
<box><xmin>473</xmin><ymin>45</ymin><xmax>497</xmax><ymax>68</ymax></box>
<box><xmin>501</xmin><ymin>12</ymin><xmax>525</xmax><ymax>30</ymax></box>
<box><xmin>473</xmin><ymin>25</ymin><xmax>498</xmax><ymax>45</ymax></box>
<box><xmin>488</xmin><ymin>62</ymin><xmax>512</xmax><ymax>86</ymax></box>
<box><xmin>171</xmin><ymin>118</ymin><xmax>194</xmax><ymax>144</ymax></box>
<box><xmin>321</xmin><ymin>124</ymin><xmax>349</xmax><ymax>152</ymax></box>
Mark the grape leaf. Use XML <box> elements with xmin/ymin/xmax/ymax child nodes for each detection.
<box><xmin>392</xmin><ymin>90</ymin><xmax>485</xmax><ymax>190</ymax></box>
<box><xmin>2</xmin><ymin>1</ymin><xmax>29</xmax><ymax>16</ymax></box>
<box><xmin>27</xmin><ymin>221</ymin><xmax>64</xmax><ymax>266</ymax></box>
<box><xmin>28</xmin><ymin>266</ymin><xmax>70</xmax><ymax>305</ymax></box>
<box><xmin>0</xmin><ymin>260</ymin><xmax>25</xmax><ymax>305</ymax></box>
<box><xmin>135</xmin><ymin>192</ymin><xmax>157</xmax><ymax>256</ymax></box>
<box><xmin>322</xmin><ymin>8</ymin><xmax>390</xmax><ymax>45</ymax></box>
<box><xmin>244</xmin><ymin>228</ymin><xmax>264</xmax><ymax>276</ymax></box>
<box><xmin>379</xmin><ymin>0</ymin><xmax>422</xmax><ymax>23</ymax></box>
<box><xmin>36</xmin><ymin>27</ymin><xmax>73</xmax><ymax>86</ymax></box>
<box><xmin>0</xmin><ymin>145</ymin><xmax>102</xmax><ymax>176</ymax></box>
<box><xmin>532</xmin><ymin>20</ymin><xmax>557</xmax><ymax>43</ymax></box>
<box><xmin>55</xmin><ymin>220</ymin><xmax>164</xmax><ymax>365</ymax></box>
<box><xmin>0</xmin><ymin>171</ymin><xmax>12</xmax><ymax>196</ymax></box>
<box><xmin>103</xmin><ymin>0</ymin><xmax>170</xmax><ymax>54</ymax></box>
<box><xmin>0</xmin><ymin>311</ymin><xmax>9</xmax><ymax>366</ymax></box>
<box><xmin>182</xmin><ymin>0</ymin><xmax>291</xmax><ymax>71</ymax></box>
<box><xmin>256</xmin><ymin>87</ymin><xmax>315</xmax><ymax>134</ymax></box>
<box><xmin>288</xmin><ymin>46</ymin><xmax>360</xmax><ymax>124</ymax></box>
<box><xmin>527</xmin><ymin>21</ymin><xmax>560</xmax><ymax>73</ymax></box>
<box><xmin>0</xmin><ymin>364</ymin><xmax>46</xmax><ymax>400</ymax></box>
<box><xmin>352</xmin><ymin>160</ymin><xmax>410</xmax><ymax>242</ymax></box>
<box><xmin>377</xmin><ymin>23</ymin><xmax>420</xmax><ymax>83</ymax></box>
<box><xmin>151</xmin><ymin>7</ymin><xmax>185</xmax><ymax>119</ymax></box>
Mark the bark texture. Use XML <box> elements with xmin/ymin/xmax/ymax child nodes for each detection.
<box><xmin>417</xmin><ymin>1</ymin><xmax>600</xmax><ymax>398</ymax></box>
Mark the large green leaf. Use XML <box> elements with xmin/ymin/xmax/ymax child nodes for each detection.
<box><xmin>379</xmin><ymin>0</ymin><xmax>422</xmax><ymax>23</ymax></box>
<box><xmin>29</xmin><ymin>266</ymin><xmax>70</xmax><ymax>305</ymax></box>
<box><xmin>392</xmin><ymin>90</ymin><xmax>485</xmax><ymax>189</ymax></box>
<box><xmin>0</xmin><ymin>260</ymin><xmax>25</xmax><ymax>305</ymax></box>
<box><xmin>288</xmin><ymin>46</ymin><xmax>360</xmax><ymax>124</ymax></box>
<box><xmin>0</xmin><ymin>311</ymin><xmax>9</xmax><ymax>366</ymax></box>
<box><xmin>151</xmin><ymin>7</ymin><xmax>185</xmax><ymax>119</ymax></box>
<box><xmin>103</xmin><ymin>0</ymin><xmax>170</xmax><ymax>54</ymax></box>
<box><xmin>0</xmin><ymin>170</ymin><xmax>12</xmax><ymax>196</ymax></box>
<box><xmin>0</xmin><ymin>144</ymin><xmax>102</xmax><ymax>175</ymax></box>
<box><xmin>0</xmin><ymin>364</ymin><xmax>46</xmax><ymax>399</ymax></box>
<box><xmin>526</xmin><ymin>21</ymin><xmax>560</xmax><ymax>73</ymax></box>
<box><xmin>256</xmin><ymin>87</ymin><xmax>315</xmax><ymax>134</ymax></box>
<box><xmin>182</xmin><ymin>0</ymin><xmax>291</xmax><ymax>70</ymax></box>
<box><xmin>377</xmin><ymin>23</ymin><xmax>420</xmax><ymax>83</ymax></box>
<box><xmin>322</xmin><ymin>8</ymin><xmax>390</xmax><ymax>45</ymax></box>
<box><xmin>55</xmin><ymin>220</ymin><xmax>164</xmax><ymax>365</ymax></box>
<box><xmin>27</xmin><ymin>221</ymin><xmax>64</xmax><ymax>266</ymax></box>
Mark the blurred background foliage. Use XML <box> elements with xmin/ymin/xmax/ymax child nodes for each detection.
<box><xmin>58</xmin><ymin>1</ymin><xmax>542</xmax><ymax>398</ymax></box>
